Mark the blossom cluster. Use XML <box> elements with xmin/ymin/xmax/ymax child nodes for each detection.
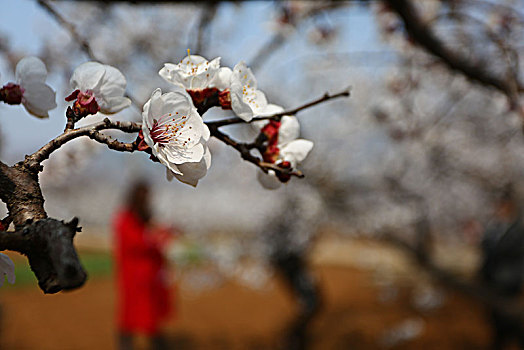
<box><xmin>0</xmin><ymin>52</ymin><xmax>313</xmax><ymax>189</ymax></box>
<box><xmin>154</xmin><ymin>52</ymin><xmax>314</xmax><ymax>187</ymax></box>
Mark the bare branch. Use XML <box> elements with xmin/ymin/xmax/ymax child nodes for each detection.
<box><xmin>37</xmin><ymin>0</ymin><xmax>142</xmax><ymax>110</ymax></box>
<box><xmin>206</xmin><ymin>87</ymin><xmax>351</xmax><ymax>128</ymax></box>
<box><xmin>87</xmin><ymin>130</ymin><xmax>138</xmax><ymax>152</ymax></box>
<box><xmin>37</xmin><ymin>0</ymin><xmax>99</xmax><ymax>61</ymax></box>
<box><xmin>24</xmin><ymin>118</ymin><xmax>141</xmax><ymax>171</ymax></box>
<box><xmin>207</xmin><ymin>123</ymin><xmax>303</xmax><ymax>179</ymax></box>
<box><xmin>385</xmin><ymin>0</ymin><xmax>522</xmax><ymax>97</ymax></box>
<box><xmin>249</xmin><ymin>1</ymin><xmax>351</xmax><ymax>72</ymax></box>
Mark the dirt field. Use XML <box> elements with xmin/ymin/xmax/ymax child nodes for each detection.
<box><xmin>0</xmin><ymin>256</ymin><xmax>492</xmax><ymax>350</ymax></box>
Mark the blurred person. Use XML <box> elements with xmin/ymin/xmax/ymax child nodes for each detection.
<box><xmin>479</xmin><ymin>187</ymin><xmax>524</xmax><ymax>349</ymax></box>
<box><xmin>113</xmin><ymin>180</ymin><xmax>174</xmax><ymax>350</ymax></box>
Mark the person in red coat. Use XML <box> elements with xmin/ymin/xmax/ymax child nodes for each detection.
<box><xmin>113</xmin><ymin>180</ymin><xmax>172</xmax><ymax>350</ymax></box>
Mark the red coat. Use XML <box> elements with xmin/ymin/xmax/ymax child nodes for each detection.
<box><xmin>113</xmin><ymin>209</ymin><xmax>172</xmax><ymax>335</ymax></box>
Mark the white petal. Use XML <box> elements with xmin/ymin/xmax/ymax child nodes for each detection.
<box><xmin>101</xmin><ymin>97</ymin><xmax>131</xmax><ymax>114</ymax></box>
<box><xmin>211</xmin><ymin>67</ymin><xmax>232</xmax><ymax>90</ymax></box>
<box><xmin>250</xmin><ymin>119</ymin><xmax>267</xmax><ymax>132</ymax></box>
<box><xmin>257</xmin><ymin>170</ymin><xmax>281</xmax><ymax>190</ymax></box>
<box><xmin>230</xmin><ymin>88</ymin><xmax>254</xmax><ymax>121</ymax></box>
<box><xmin>159</xmin><ymin>55</ymin><xmax>221</xmax><ymax>89</ymax></box>
<box><xmin>258</xmin><ymin>103</ymin><xmax>284</xmax><ymax>117</ymax></box>
<box><xmin>250</xmin><ymin>89</ymin><xmax>268</xmax><ymax>115</ymax></box>
<box><xmin>164</xmin><ymin>142</ymin><xmax>204</xmax><ymax>164</ymax></box>
<box><xmin>230</xmin><ymin>61</ymin><xmax>261</xmax><ymax>121</ymax></box>
<box><xmin>173</xmin><ymin>145</ymin><xmax>211</xmax><ymax>187</ymax></box>
<box><xmin>153</xmin><ymin>145</ymin><xmax>183</xmax><ymax>175</ymax></box>
<box><xmin>159</xmin><ymin>89</ymin><xmax>194</xmax><ymax>118</ymax></box>
<box><xmin>142</xmin><ymin>123</ymin><xmax>155</xmax><ymax>148</ymax></box>
<box><xmin>0</xmin><ymin>253</ymin><xmax>15</xmax><ymax>286</ymax></box>
<box><xmin>250</xmin><ymin>105</ymin><xmax>286</xmax><ymax>135</ymax></box>
<box><xmin>100</xmin><ymin>65</ymin><xmax>127</xmax><ymax>95</ymax></box>
<box><xmin>16</xmin><ymin>56</ymin><xmax>47</xmax><ymax>84</ymax></box>
<box><xmin>201</xmin><ymin>123</ymin><xmax>210</xmax><ymax>141</ymax></box>
<box><xmin>70</xmin><ymin>61</ymin><xmax>105</xmax><ymax>91</ymax></box>
<box><xmin>278</xmin><ymin>116</ymin><xmax>300</xmax><ymax>145</ymax></box>
<box><xmin>280</xmin><ymin>139</ymin><xmax>314</xmax><ymax>167</ymax></box>
<box><xmin>233</xmin><ymin>61</ymin><xmax>257</xmax><ymax>90</ymax></box>
<box><xmin>22</xmin><ymin>82</ymin><xmax>57</xmax><ymax>118</ymax></box>
<box><xmin>142</xmin><ymin>88</ymin><xmax>161</xmax><ymax>130</ymax></box>
<box><xmin>94</xmin><ymin>64</ymin><xmax>129</xmax><ymax>113</ymax></box>
<box><xmin>159</xmin><ymin>63</ymin><xmax>180</xmax><ymax>85</ymax></box>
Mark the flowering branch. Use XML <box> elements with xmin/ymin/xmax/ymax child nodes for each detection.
<box><xmin>207</xmin><ymin>123</ymin><xmax>304</xmax><ymax>179</ymax></box>
<box><xmin>0</xmin><ymin>25</ymin><xmax>350</xmax><ymax>289</ymax></box>
<box><xmin>206</xmin><ymin>87</ymin><xmax>351</xmax><ymax>128</ymax></box>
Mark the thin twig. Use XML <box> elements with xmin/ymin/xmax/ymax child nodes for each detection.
<box><xmin>87</xmin><ymin>130</ymin><xmax>138</xmax><ymax>152</ymax></box>
<box><xmin>37</xmin><ymin>0</ymin><xmax>142</xmax><ymax>110</ymax></box>
<box><xmin>37</xmin><ymin>0</ymin><xmax>99</xmax><ymax>61</ymax></box>
<box><xmin>208</xmin><ymin>124</ymin><xmax>303</xmax><ymax>178</ymax></box>
<box><xmin>207</xmin><ymin>87</ymin><xmax>351</xmax><ymax>128</ymax></box>
<box><xmin>249</xmin><ymin>1</ymin><xmax>350</xmax><ymax>72</ymax></box>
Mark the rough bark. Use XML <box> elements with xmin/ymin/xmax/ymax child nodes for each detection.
<box><xmin>0</xmin><ymin>160</ymin><xmax>86</xmax><ymax>293</ymax></box>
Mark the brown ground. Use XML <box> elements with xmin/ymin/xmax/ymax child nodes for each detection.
<box><xmin>0</xmin><ymin>261</ymin><xmax>493</xmax><ymax>350</ymax></box>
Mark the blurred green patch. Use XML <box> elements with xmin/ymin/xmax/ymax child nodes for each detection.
<box><xmin>1</xmin><ymin>250</ymin><xmax>113</xmax><ymax>289</ymax></box>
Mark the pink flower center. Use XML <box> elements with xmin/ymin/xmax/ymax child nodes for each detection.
<box><xmin>149</xmin><ymin>112</ymin><xmax>191</xmax><ymax>147</ymax></box>
<box><xmin>65</xmin><ymin>89</ymin><xmax>100</xmax><ymax>116</ymax></box>
<box><xmin>261</xmin><ymin>120</ymin><xmax>281</xmax><ymax>163</ymax></box>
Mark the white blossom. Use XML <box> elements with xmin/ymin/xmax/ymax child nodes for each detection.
<box><xmin>256</xmin><ymin>115</ymin><xmax>313</xmax><ymax>190</ymax></box>
<box><xmin>142</xmin><ymin>87</ymin><xmax>211</xmax><ymax>186</ymax></box>
<box><xmin>159</xmin><ymin>53</ymin><xmax>221</xmax><ymax>90</ymax></box>
<box><xmin>15</xmin><ymin>56</ymin><xmax>57</xmax><ymax>118</ymax></box>
<box><xmin>211</xmin><ymin>67</ymin><xmax>233</xmax><ymax>90</ymax></box>
<box><xmin>230</xmin><ymin>61</ymin><xmax>269</xmax><ymax>121</ymax></box>
<box><xmin>68</xmin><ymin>61</ymin><xmax>131</xmax><ymax>114</ymax></box>
<box><xmin>0</xmin><ymin>253</ymin><xmax>15</xmax><ymax>287</ymax></box>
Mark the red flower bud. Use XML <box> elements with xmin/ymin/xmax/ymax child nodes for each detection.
<box><xmin>0</xmin><ymin>83</ymin><xmax>24</xmax><ymax>105</ymax></box>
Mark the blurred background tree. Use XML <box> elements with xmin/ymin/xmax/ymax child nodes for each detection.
<box><xmin>1</xmin><ymin>0</ymin><xmax>524</xmax><ymax>349</ymax></box>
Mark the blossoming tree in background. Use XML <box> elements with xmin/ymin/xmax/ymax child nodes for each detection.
<box><xmin>0</xmin><ymin>52</ymin><xmax>349</xmax><ymax>293</ymax></box>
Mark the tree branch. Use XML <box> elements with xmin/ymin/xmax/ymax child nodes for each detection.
<box><xmin>37</xmin><ymin>0</ymin><xmax>99</xmax><ymax>61</ymax></box>
<box><xmin>207</xmin><ymin>123</ymin><xmax>303</xmax><ymax>178</ymax></box>
<box><xmin>0</xmin><ymin>160</ymin><xmax>86</xmax><ymax>293</ymax></box>
<box><xmin>23</xmin><ymin>118</ymin><xmax>141</xmax><ymax>172</ymax></box>
<box><xmin>37</xmin><ymin>0</ymin><xmax>142</xmax><ymax>110</ymax></box>
<box><xmin>206</xmin><ymin>87</ymin><xmax>351</xmax><ymax>128</ymax></box>
<box><xmin>87</xmin><ymin>130</ymin><xmax>138</xmax><ymax>152</ymax></box>
<box><xmin>381</xmin><ymin>232</ymin><xmax>524</xmax><ymax>328</ymax></box>
<box><xmin>0</xmin><ymin>218</ymin><xmax>86</xmax><ymax>294</ymax></box>
<box><xmin>385</xmin><ymin>0</ymin><xmax>522</xmax><ymax>97</ymax></box>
